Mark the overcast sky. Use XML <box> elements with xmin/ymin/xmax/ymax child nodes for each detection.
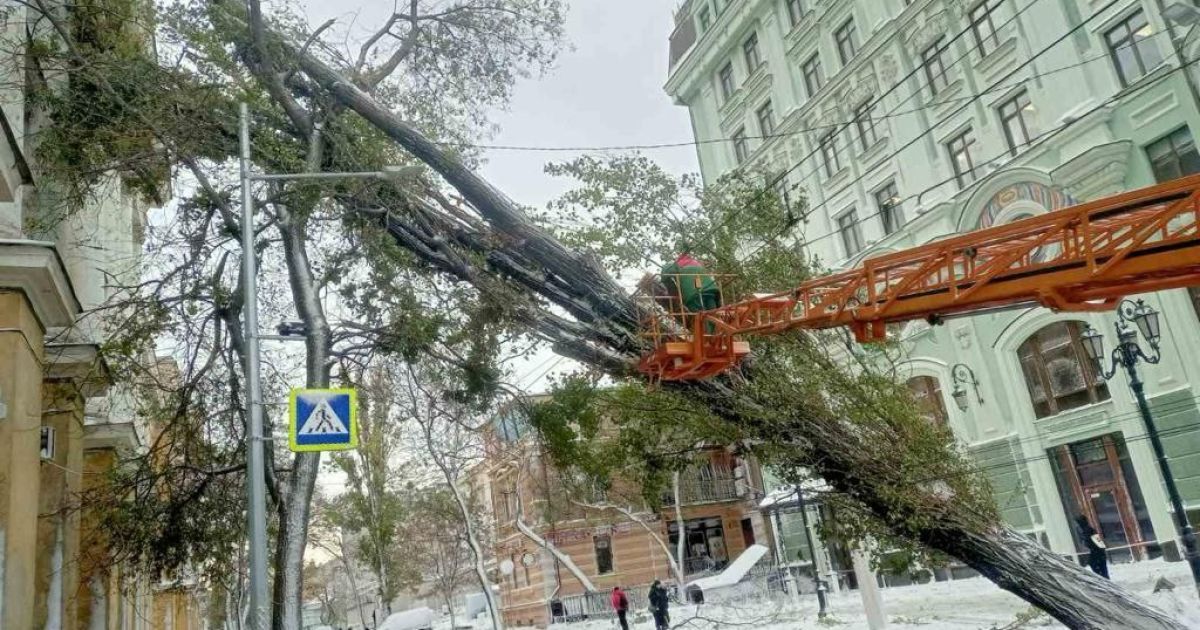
<box><xmin>300</xmin><ymin>0</ymin><xmax>700</xmax><ymax>209</ymax></box>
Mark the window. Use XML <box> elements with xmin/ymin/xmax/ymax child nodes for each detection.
<box><xmin>921</xmin><ymin>38</ymin><xmax>950</xmax><ymax>97</ymax></box>
<box><xmin>875</xmin><ymin>181</ymin><xmax>904</xmax><ymax>235</ymax></box>
<box><xmin>757</xmin><ymin>101</ymin><xmax>776</xmax><ymax>137</ymax></box>
<box><xmin>743</xmin><ymin>32</ymin><xmax>762</xmax><ymax>72</ymax></box>
<box><xmin>835</xmin><ymin>18</ymin><xmax>858</xmax><ymax>65</ymax></box>
<box><xmin>837</xmin><ymin>209</ymin><xmax>864</xmax><ymax>256</ymax></box>
<box><xmin>907</xmin><ymin>376</ymin><xmax>949</xmax><ymax>428</ymax></box>
<box><xmin>785</xmin><ymin>0</ymin><xmax>804</xmax><ymax>27</ymax></box>
<box><xmin>594</xmin><ymin>534</ymin><xmax>614</xmax><ymax>574</ymax></box>
<box><xmin>1018</xmin><ymin>321</ymin><xmax>1110</xmax><ymax>418</ymax></box>
<box><xmin>718</xmin><ymin>61</ymin><xmax>736</xmax><ymax>102</ymax></box>
<box><xmin>1190</xmin><ymin>287</ymin><xmax>1200</xmax><ymax>323</ymax></box>
<box><xmin>732</xmin><ymin>127</ymin><xmax>749</xmax><ymax>164</ymax></box>
<box><xmin>998</xmin><ymin>90</ymin><xmax>1036</xmax><ymax>156</ymax></box>
<box><xmin>854</xmin><ymin>99</ymin><xmax>878</xmax><ymax>151</ymax></box>
<box><xmin>969</xmin><ymin>0</ymin><xmax>1002</xmax><ymax>57</ymax></box>
<box><xmin>802</xmin><ymin>53</ymin><xmax>824</xmax><ymax>97</ymax></box>
<box><xmin>819</xmin><ymin>130</ymin><xmax>842</xmax><ymax>177</ymax></box>
<box><xmin>946</xmin><ymin>128</ymin><xmax>978</xmax><ymax>189</ymax></box>
<box><xmin>1105</xmin><ymin>10</ymin><xmax>1163</xmax><ymax>87</ymax></box>
<box><xmin>698</xmin><ymin>5</ymin><xmax>712</xmax><ymax>31</ymax></box>
<box><xmin>1146</xmin><ymin>126</ymin><xmax>1200</xmax><ymax>183</ymax></box>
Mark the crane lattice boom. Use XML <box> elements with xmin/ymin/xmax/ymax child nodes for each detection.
<box><xmin>639</xmin><ymin>175</ymin><xmax>1200</xmax><ymax>381</ymax></box>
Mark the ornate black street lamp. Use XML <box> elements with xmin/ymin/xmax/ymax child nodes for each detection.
<box><xmin>950</xmin><ymin>363</ymin><xmax>984</xmax><ymax>412</ymax></box>
<box><xmin>1082</xmin><ymin>299</ymin><xmax>1200</xmax><ymax>593</ymax></box>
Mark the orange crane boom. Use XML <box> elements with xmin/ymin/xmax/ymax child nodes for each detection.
<box><xmin>639</xmin><ymin>174</ymin><xmax>1200</xmax><ymax>381</ymax></box>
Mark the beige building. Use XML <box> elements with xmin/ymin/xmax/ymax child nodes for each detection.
<box><xmin>477</xmin><ymin>405</ymin><xmax>772</xmax><ymax>628</ymax></box>
<box><xmin>0</xmin><ymin>2</ymin><xmax>203</xmax><ymax>628</ymax></box>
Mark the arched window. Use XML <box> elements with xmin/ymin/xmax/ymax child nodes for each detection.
<box><xmin>907</xmin><ymin>375</ymin><xmax>949</xmax><ymax>428</ymax></box>
<box><xmin>1018</xmin><ymin>321</ymin><xmax>1110</xmax><ymax>418</ymax></box>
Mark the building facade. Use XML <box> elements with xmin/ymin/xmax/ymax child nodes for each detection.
<box><xmin>477</xmin><ymin>406</ymin><xmax>771</xmax><ymax>627</ymax></box>
<box><xmin>666</xmin><ymin>0</ymin><xmax>1200</xmax><ymax>572</ymax></box>
<box><xmin>0</xmin><ymin>3</ymin><xmax>202</xmax><ymax>628</ymax></box>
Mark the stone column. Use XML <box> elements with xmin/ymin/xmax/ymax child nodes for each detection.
<box><xmin>0</xmin><ymin>290</ymin><xmax>45</xmax><ymax>629</ymax></box>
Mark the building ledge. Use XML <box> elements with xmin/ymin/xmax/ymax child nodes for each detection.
<box><xmin>45</xmin><ymin>341</ymin><xmax>110</xmax><ymax>397</ymax></box>
<box><xmin>84</xmin><ymin>418</ymin><xmax>141</xmax><ymax>453</ymax></box>
<box><xmin>0</xmin><ymin>240</ymin><xmax>81</xmax><ymax>328</ymax></box>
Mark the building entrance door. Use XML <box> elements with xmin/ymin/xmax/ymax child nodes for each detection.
<box><xmin>1049</xmin><ymin>432</ymin><xmax>1158</xmax><ymax>562</ymax></box>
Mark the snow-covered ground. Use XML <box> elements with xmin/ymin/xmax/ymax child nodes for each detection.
<box><xmin>438</xmin><ymin>559</ymin><xmax>1200</xmax><ymax>629</ymax></box>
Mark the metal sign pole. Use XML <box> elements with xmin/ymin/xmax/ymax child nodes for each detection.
<box><xmin>239</xmin><ymin>102</ymin><xmax>271</xmax><ymax>628</ymax></box>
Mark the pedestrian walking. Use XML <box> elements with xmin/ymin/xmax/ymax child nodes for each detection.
<box><xmin>611</xmin><ymin>585</ymin><xmax>630</xmax><ymax>630</ymax></box>
<box><xmin>1076</xmin><ymin>515</ymin><xmax>1109</xmax><ymax>579</ymax></box>
<box><xmin>648</xmin><ymin>579</ymin><xmax>671</xmax><ymax>630</ymax></box>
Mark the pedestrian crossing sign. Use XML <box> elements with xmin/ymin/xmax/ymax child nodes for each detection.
<box><xmin>288</xmin><ymin>388</ymin><xmax>358</xmax><ymax>452</ymax></box>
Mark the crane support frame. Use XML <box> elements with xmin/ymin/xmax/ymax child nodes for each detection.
<box><xmin>638</xmin><ymin>174</ymin><xmax>1200</xmax><ymax>381</ymax></box>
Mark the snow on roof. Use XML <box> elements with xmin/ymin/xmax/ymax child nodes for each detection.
<box><xmin>757</xmin><ymin>480</ymin><xmax>830</xmax><ymax>509</ymax></box>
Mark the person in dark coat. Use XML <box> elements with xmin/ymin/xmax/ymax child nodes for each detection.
<box><xmin>610</xmin><ymin>586</ymin><xmax>630</xmax><ymax>630</ymax></box>
<box><xmin>648</xmin><ymin>579</ymin><xmax>671</xmax><ymax>630</ymax></box>
<box><xmin>1076</xmin><ymin>515</ymin><xmax>1109</xmax><ymax>578</ymax></box>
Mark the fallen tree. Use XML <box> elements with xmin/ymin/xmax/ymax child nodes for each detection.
<box><xmin>251</xmin><ymin>20</ymin><xmax>1190</xmax><ymax>630</ymax></box>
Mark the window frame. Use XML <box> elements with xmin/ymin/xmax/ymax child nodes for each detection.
<box><xmin>836</xmin><ymin>208</ymin><xmax>864</xmax><ymax>257</ymax></box>
<box><xmin>1146</xmin><ymin>126</ymin><xmax>1200</xmax><ymax>183</ymax></box>
<box><xmin>921</xmin><ymin>38</ymin><xmax>950</xmax><ymax>97</ymax></box>
<box><xmin>802</xmin><ymin>53</ymin><xmax>824</xmax><ymax>97</ymax></box>
<box><xmin>946</xmin><ymin>127</ymin><xmax>978</xmax><ymax>189</ymax></box>
<box><xmin>757</xmin><ymin>101</ymin><xmax>776</xmax><ymax>137</ymax></box>
<box><xmin>743</xmin><ymin>32</ymin><xmax>762</xmax><ymax>73</ymax></box>
<box><xmin>594</xmin><ymin>534</ymin><xmax>615</xmax><ymax>575</ymax></box>
<box><xmin>875</xmin><ymin>181</ymin><xmax>904</xmax><ymax>235</ymax></box>
<box><xmin>907</xmin><ymin>375</ymin><xmax>950</xmax><ymax>428</ymax></box>
<box><xmin>718</xmin><ymin>61</ymin><xmax>736</xmax><ymax>102</ymax></box>
<box><xmin>819</xmin><ymin>129</ymin><xmax>842</xmax><ymax>178</ymax></box>
<box><xmin>998</xmin><ymin>89</ymin><xmax>1035</xmax><ymax>156</ymax></box>
<box><xmin>1105</xmin><ymin>10</ymin><xmax>1163</xmax><ymax>87</ymax></box>
<box><xmin>733</xmin><ymin>127</ymin><xmax>750</xmax><ymax>164</ymax></box>
<box><xmin>785</xmin><ymin>0</ymin><xmax>804</xmax><ymax>27</ymax></box>
<box><xmin>835</xmin><ymin>17</ymin><xmax>858</xmax><ymax>66</ymax></box>
<box><xmin>969</xmin><ymin>0</ymin><xmax>1002</xmax><ymax>58</ymax></box>
<box><xmin>1018</xmin><ymin>321</ymin><xmax>1111</xmax><ymax>418</ymax></box>
<box><xmin>853</xmin><ymin>99</ymin><xmax>879</xmax><ymax>152</ymax></box>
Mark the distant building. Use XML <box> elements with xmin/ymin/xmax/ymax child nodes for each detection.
<box><xmin>666</xmin><ymin>0</ymin><xmax>1200</xmax><ymax>579</ymax></box>
<box><xmin>473</xmin><ymin>400</ymin><xmax>772</xmax><ymax>627</ymax></box>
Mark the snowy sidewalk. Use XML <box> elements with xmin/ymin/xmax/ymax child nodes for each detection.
<box><xmin>488</xmin><ymin>559</ymin><xmax>1200</xmax><ymax>629</ymax></box>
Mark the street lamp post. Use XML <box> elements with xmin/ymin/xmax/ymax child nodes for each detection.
<box><xmin>237</xmin><ymin>103</ymin><xmax>419</xmax><ymax>627</ymax></box>
<box><xmin>1082</xmin><ymin>299</ymin><xmax>1200</xmax><ymax>594</ymax></box>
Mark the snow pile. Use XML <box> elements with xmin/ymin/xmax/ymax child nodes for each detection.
<box><xmin>484</xmin><ymin>558</ymin><xmax>1199</xmax><ymax>630</ymax></box>
<box><xmin>380</xmin><ymin>606</ymin><xmax>435</xmax><ymax>630</ymax></box>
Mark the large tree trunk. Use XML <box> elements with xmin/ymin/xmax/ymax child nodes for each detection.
<box><xmin>275</xmin><ymin>28</ymin><xmax>1188</xmax><ymax>630</ymax></box>
<box><xmin>271</xmin><ymin>130</ymin><xmax>334</xmax><ymax>629</ymax></box>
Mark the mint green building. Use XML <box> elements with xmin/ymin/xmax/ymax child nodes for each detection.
<box><xmin>664</xmin><ymin>0</ymin><xmax>1200</xmax><ymax>576</ymax></box>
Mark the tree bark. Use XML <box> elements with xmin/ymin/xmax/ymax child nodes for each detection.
<box><xmin>270</xmin><ymin>128</ymin><xmax>334</xmax><ymax>629</ymax></box>
<box><xmin>673</xmin><ymin>472</ymin><xmax>686</xmax><ymax>585</ymax></box>
<box><xmin>275</xmin><ymin>25</ymin><xmax>1189</xmax><ymax>630</ymax></box>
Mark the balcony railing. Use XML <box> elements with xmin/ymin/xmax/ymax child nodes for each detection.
<box><xmin>661</xmin><ymin>475</ymin><xmax>743</xmax><ymax>506</ymax></box>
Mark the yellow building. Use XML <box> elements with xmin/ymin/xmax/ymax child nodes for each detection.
<box><xmin>0</xmin><ymin>2</ymin><xmax>203</xmax><ymax>627</ymax></box>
